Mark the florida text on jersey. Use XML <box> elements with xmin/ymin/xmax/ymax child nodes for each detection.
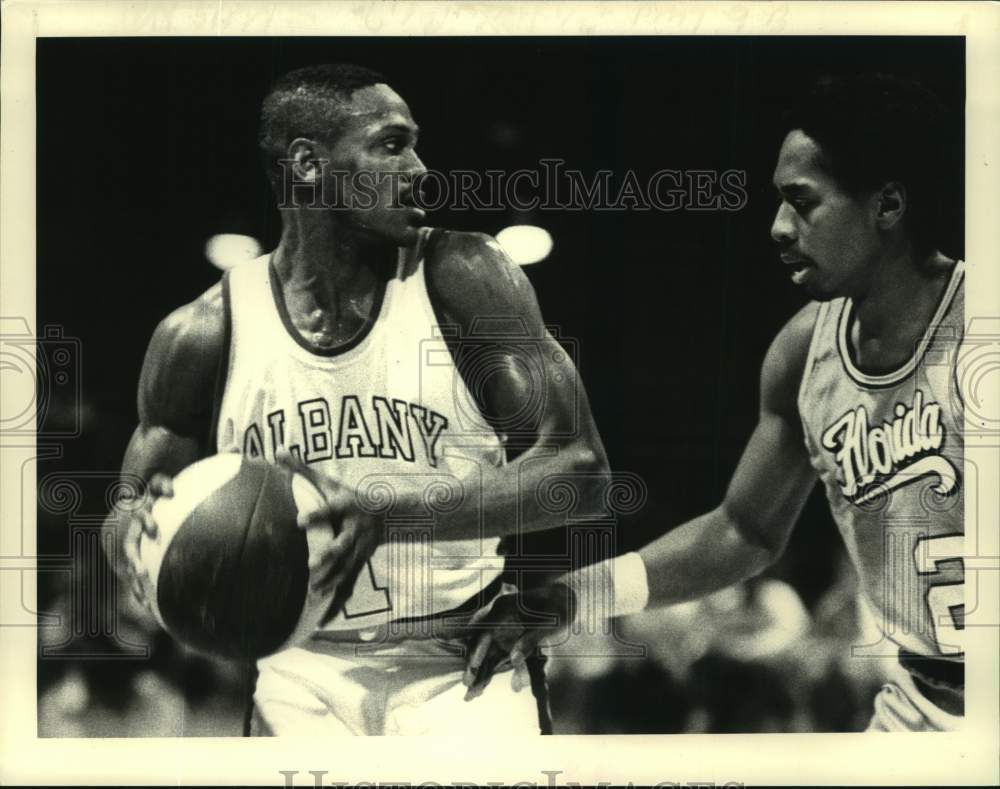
<box><xmin>799</xmin><ymin>262</ymin><xmax>965</xmax><ymax>659</ymax></box>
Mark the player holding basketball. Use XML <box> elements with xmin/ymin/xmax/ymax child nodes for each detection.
<box><xmin>465</xmin><ymin>73</ymin><xmax>966</xmax><ymax>732</ymax></box>
<box><xmin>103</xmin><ymin>64</ymin><xmax>611</xmax><ymax>735</ymax></box>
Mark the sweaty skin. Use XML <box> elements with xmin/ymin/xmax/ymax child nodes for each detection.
<box><xmin>107</xmin><ymin>80</ymin><xmax>610</xmax><ymax>613</ymax></box>
<box><xmin>105</xmin><ymin>230</ymin><xmax>610</xmax><ymax>613</ymax></box>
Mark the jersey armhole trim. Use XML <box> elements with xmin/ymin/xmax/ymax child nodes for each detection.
<box><xmin>950</xmin><ymin>276</ymin><xmax>967</xmax><ymax>420</ymax></box>
<box><xmin>797</xmin><ymin>301</ymin><xmax>828</xmax><ymax>415</ymax></box>
<box><xmin>420</xmin><ymin>228</ymin><xmax>470</xmax><ymax>396</ymax></box>
<box><xmin>206</xmin><ymin>271</ymin><xmax>233</xmax><ymax>454</ymax></box>
<box><xmin>421</xmin><ymin>227</ymin><xmax>450</xmax><ymax>330</ymax></box>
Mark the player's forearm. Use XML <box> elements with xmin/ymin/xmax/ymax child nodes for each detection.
<box><xmin>429</xmin><ymin>440</ymin><xmax>610</xmax><ymax>541</ymax></box>
<box><xmin>638</xmin><ymin>504</ymin><xmax>777</xmax><ymax>607</ymax></box>
<box><xmin>542</xmin><ymin>505</ymin><xmax>777</xmax><ymax>625</ymax></box>
<box><xmin>101</xmin><ymin>508</ymin><xmax>131</xmax><ymax>582</ymax></box>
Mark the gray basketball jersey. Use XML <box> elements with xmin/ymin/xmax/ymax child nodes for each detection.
<box><xmin>798</xmin><ymin>262</ymin><xmax>965</xmax><ymax>658</ymax></box>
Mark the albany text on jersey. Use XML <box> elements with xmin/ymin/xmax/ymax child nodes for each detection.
<box><xmin>214</xmin><ymin>228</ymin><xmax>505</xmax><ymax>632</ymax></box>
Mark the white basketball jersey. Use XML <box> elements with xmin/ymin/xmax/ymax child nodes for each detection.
<box><xmin>215</xmin><ymin>228</ymin><xmax>505</xmax><ymax>631</ymax></box>
<box><xmin>798</xmin><ymin>261</ymin><xmax>965</xmax><ymax>659</ymax></box>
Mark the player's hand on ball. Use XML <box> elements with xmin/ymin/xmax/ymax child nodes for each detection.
<box><xmin>274</xmin><ymin>448</ymin><xmax>383</xmax><ymax>625</ymax></box>
<box><xmin>462</xmin><ymin>583</ymin><xmax>576</xmax><ymax>701</ymax></box>
<box><xmin>121</xmin><ymin>472</ymin><xmax>174</xmax><ymax>613</ymax></box>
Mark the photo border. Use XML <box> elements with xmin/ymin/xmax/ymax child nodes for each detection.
<box><xmin>2</xmin><ymin>1</ymin><xmax>997</xmax><ymax>785</ymax></box>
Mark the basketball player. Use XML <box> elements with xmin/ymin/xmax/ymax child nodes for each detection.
<box><xmin>103</xmin><ymin>64</ymin><xmax>611</xmax><ymax>735</ymax></box>
<box><xmin>464</xmin><ymin>73</ymin><xmax>966</xmax><ymax>732</ymax></box>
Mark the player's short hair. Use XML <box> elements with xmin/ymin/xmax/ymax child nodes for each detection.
<box><xmin>258</xmin><ymin>63</ymin><xmax>387</xmax><ymax>185</ymax></box>
<box><xmin>782</xmin><ymin>73</ymin><xmax>954</xmax><ymax>255</ymax></box>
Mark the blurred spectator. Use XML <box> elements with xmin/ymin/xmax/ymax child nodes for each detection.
<box><xmin>546</xmin><ymin>571</ymin><xmax>886</xmax><ymax>733</ymax></box>
<box><xmin>38</xmin><ymin>561</ymin><xmax>247</xmax><ymax>737</ymax></box>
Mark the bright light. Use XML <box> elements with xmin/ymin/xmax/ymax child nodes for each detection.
<box><xmin>205</xmin><ymin>234</ymin><xmax>262</xmax><ymax>270</ymax></box>
<box><xmin>495</xmin><ymin>225</ymin><xmax>553</xmax><ymax>266</ymax></box>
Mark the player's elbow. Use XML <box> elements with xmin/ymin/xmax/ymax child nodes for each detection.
<box><xmin>568</xmin><ymin>442</ymin><xmax>614</xmax><ymax>516</ymax></box>
<box><xmin>569</xmin><ymin>439</ymin><xmax>610</xmax><ymax>480</ymax></box>
<box><xmin>720</xmin><ymin>500</ymin><xmax>788</xmax><ymax>567</ymax></box>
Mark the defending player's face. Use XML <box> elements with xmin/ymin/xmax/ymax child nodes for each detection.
<box><xmin>770</xmin><ymin>130</ymin><xmax>881</xmax><ymax>300</ymax></box>
<box><xmin>321</xmin><ymin>84</ymin><xmax>428</xmax><ymax>246</ymax></box>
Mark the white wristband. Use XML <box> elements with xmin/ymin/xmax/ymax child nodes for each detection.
<box><xmin>562</xmin><ymin>551</ymin><xmax>650</xmax><ymax>622</ymax></box>
<box><xmin>611</xmin><ymin>551</ymin><xmax>650</xmax><ymax>616</ymax></box>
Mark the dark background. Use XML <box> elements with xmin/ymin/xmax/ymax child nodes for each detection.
<box><xmin>35</xmin><ymin>36</ymin><xmax>964</xmax><ymax>735</ymax></box>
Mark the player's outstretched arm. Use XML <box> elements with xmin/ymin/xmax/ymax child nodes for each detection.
<box><xmin>638</xmin><ymin>302</ymin><xmax>819</xmax><ymax>606</ymax></box>
<box><xmin>425</xmin><ymin>230</ymin><xmax>611</xmax><ymax>540</ymax></box>
<box><xmin>101</xmin><ymin>284</ymin><xmax>225</xmax><ymax>598</ymax></box>
<box><xmin>463</xmin><ymin>303</ymin><xmax>820</xmax><ymax>696</ymax></box>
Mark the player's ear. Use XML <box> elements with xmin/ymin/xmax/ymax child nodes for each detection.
<box><xmin>875</xmin><ymin>181</ymin><xmax>906</xmax><ymax>230</ymax></box>
<box><xmin>287</xmin><ymin>137</ymin><xmax>320</xmax><ymax>183</ymax></box>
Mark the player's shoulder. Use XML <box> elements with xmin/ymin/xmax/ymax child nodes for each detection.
<box><xmin>774</xmin><ymin>301</ymin><xmax>822</xmax><ymax>357</ymax></box>
<box><xmin>423</xmin><ymin>229</ymin><xmax>541</xmax><ymax>330</ymax></box>
<box><xmin>761</xmin><ymin>301</ymin><xmax>821</xmax><ymax>417</ymax></box>
<box><xmin>149</xmin><ymin>280</ymin><xmax>227</xmax><ymax>371</ymax></box>
<box><xmin>139</xmin><ymin>280</ymin><xmax>227</xmax><ymax>430</ymax></box>
<box><xmin>425</xmin><ymin>228</ymin><xmax>506</xmax><ymax>269</ymax></box>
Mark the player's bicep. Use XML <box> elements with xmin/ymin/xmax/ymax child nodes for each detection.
<box><xmin>722</xmin><ymin>409</ymin><xmax>815</xmax><ymax>556</ymax></box>
<box><xmin>135</xmin><ymin>284</ymin><xmax>224</xmax><ymax>445</ymax></box>
<box><xmin>430</xmin><ymin>232</ymin><xmax>587</xmax><ymax>441</ymax></box>
<box><xmin>474</xmin><ymin>248</ymin><xmax>591</xmax><ymax>441</ymax></box>
<box><xmin>721</xmin><ymin>304</ymin><xmax>819</xmax><ymax>555</ymax></box>
<box><xmin>479</xmin><ymin>330</ymin><xmax>586</xmax><ymax>440</ymax></box>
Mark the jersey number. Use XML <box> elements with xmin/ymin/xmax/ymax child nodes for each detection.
<box><xmin>343</xmin><ymin>527</ymin><xmax>436</xmax><ymax>618</ymax></box>
<box><xmin>913</xmin><ymin>534</ymin><xmax>965</xmax><ymax>656</ymax></box>
<box><xmin>343</xmin><ymin>560</ymin><xmax>392</xmax><ymax>618</ymax></box>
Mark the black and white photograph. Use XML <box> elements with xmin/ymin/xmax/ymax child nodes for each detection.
<box><xmin>1</xmin><ymin>1</ymin><xmax>998</xmax><ymax>786</ymax></box>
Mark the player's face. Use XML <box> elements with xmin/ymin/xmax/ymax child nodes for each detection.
<box><xmin>322</xmin><ymin>84</ymin><xmax>427</xmax><ymax>247</ymax></box>
<box><xmin>770</xmin><ymin>130</ymin><xmax>881</xmax><ymax>300</ymax></box>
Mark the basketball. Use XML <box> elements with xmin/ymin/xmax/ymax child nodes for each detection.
<box><xmin>138</xmin><ymin>454</ymin><xmax>334</xmax><ymax>660</ymax></box>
